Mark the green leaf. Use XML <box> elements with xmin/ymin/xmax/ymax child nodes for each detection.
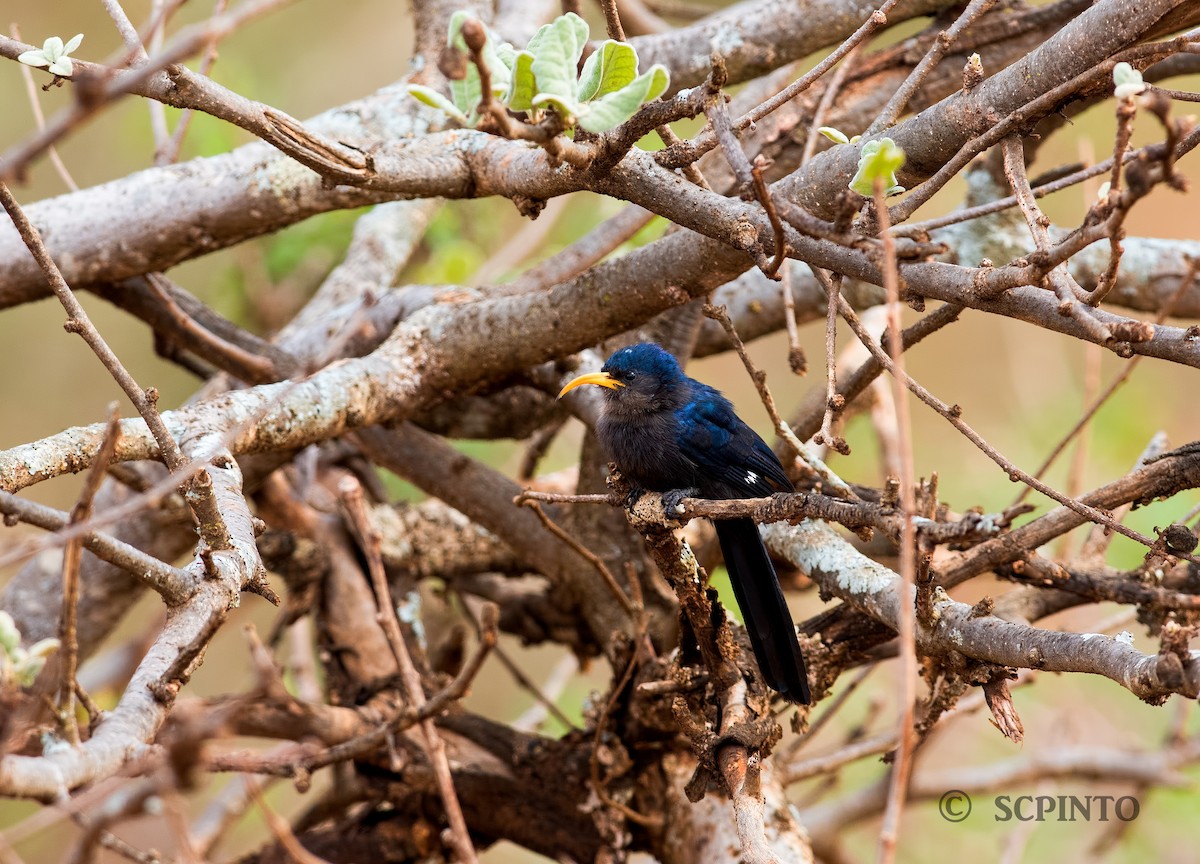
<box><xmin>447</xmin><ymin>10</ymin><xmax>471</xmax><ymax>50</ymax></box>
<box><xmin>849</xmin><ymin>137</ymin><xmax>906</xmax><ymax>197</ymax></box>
<box><xmin>506</xmin><ymin>51</ymin><xmax>536</xmax><ymax>111</ymax></box>
<box><xmin>495</xmin><ymin>42</ymin><xmax>517</xmax><ymax>71</ymax></box>
<box><xmin>448</xmin><ymin>67</ymin><xmax>483</xmax><ymax>123</ymax></box>
<box><xmin>576</xmin><ymin>64</ymin><xmax>669</xmax><ymax>133</ymax></box>
<box><xmin>529</xmin><ymin>11</ymin><xmax>590</xmax><ymax>117</ymax></box>
<box><xmin>1113</xmin><ymin>61</ymin><xmax>1146</xmax><ymax>100</ymax></box>
<box><xmin>405</xmin><ymin>84</ymin><xmax>469</xmax><ymax>124</ymax></box>
<box><xmin>818</xmin><ymin>126</ymin><xmax>850</xmax><ymax>145</ymax></box>
<box><xmin>0</xmin><ymin>611</ymin><xmax>18</xmax><ymax>656</ymax></box>
<box><xmin>443</xmin><ymin>13</ymin><xmax>512</xmax><ymax>121</ymax></box>
<box><xmin>17</xmin><ymin>49</ymin><xmax>49</xmax><ymax>68</ymax></box>
<box><xmin>577</xmin><ymin>40</ymin><xmax>638</xmax><ymax>103</ymax></box>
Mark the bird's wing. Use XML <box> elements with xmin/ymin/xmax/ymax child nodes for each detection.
<box><xmin>676</xmin><ymin>389</ymin><xmax>792</xmax><ymax>497</ymax></box>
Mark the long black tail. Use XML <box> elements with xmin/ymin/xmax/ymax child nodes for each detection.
<box><xmin>714</xmin><ymin>518</ymin><xmax>811</xmax><ymax>703</ymax></box>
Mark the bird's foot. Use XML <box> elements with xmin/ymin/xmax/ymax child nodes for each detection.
<box><xmin>660</xmin><ymin>487</ymin><xmax>699</xmax><ymax>517</ymax></box>
<box><xmin>623</xmin><ymin>485</ymin><xmax>648</xmax><ymax>509</ymax></box>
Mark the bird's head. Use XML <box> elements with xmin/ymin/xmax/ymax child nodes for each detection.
<box><xmin>558</xmin><ymin>343</ymin><xmax>685</xmax><ymax>414</ymax></box>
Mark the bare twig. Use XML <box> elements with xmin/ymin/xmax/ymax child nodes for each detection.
<box><xmin>160</xmin><ymin>0</ymin><xmax>231</xmax><ymax>164</ymax></box>
<box><xmin>886</xmin><ymin>37</ymin><xmax>1196</xmax><ymax>226</ymax></box>
<box><xmin>9</xmin><ymin>24</ymin><xmax>77</xmax><ymax>191</ymax></box>
<box><xmin>832</xmin><ymin>291</ymin><xmax>1169</xmax><ymax>556</ymax></box>
<box><xmin>0</xmin><ymin>184</ymin><xmax>260</xmax><ymax>594</ymax></box>
<box><xmin>801</xmin><ymin>44</ymin><xmax>862</xmax><ymax>166</ymax></box>
<box><xmin>702</xmin><ymin>302</ymin><xmax>858</xmax><ymax>499</ymax></box>
<box><xmin>502</xmin><ymin>206</ymin><xmax>655</xmax><ymax>294</ymax></box>
<box><xmin>599</xmin><ymin>0</ymin><xmax>627</xmax><ymax>40</ymax></box>
<box><xmin>658</xmin><ymin>0</ymin><xmax>899</xmax><ymax>169</ymax></box>
<box><xmin>339</xmin><ymin>477</ymin><xmax>480</xmax><ymax>864</ymax></box>
<box><xmin>57</xmin><ymin>406</ymin><xmax>124</xmax><ymax>744</ymax></box>
<box><xmin>814</xmin><ymin>270</ymin><xmax>848</xmax><ymax>454</ymax></box>
<box><xmin>0</xmin><ymin>0</ymin><xmax>338</xmax><ymax>184</ymax></box>
<box><xmin>519</xmin><ymin>498</ymin><xmax>636</xmax><ymax>617</ymax></box>
<box><xmin>1000</xmin><ymin>135</ymin><xmax>1111</xmax><ymax>341</ymax></box>
<box><xmin>0</xmin><ymin>492</ymin><xmax>191</xmax><ymax>603</ymax></box>
<box><xmin>246</xmin><ymin>779</ymin><xmax>332</xmax><ymax>864</ymax></box>
<box><xmin>871</xmin><ymin>183</ymin><xmax>918</xmax><ymax>864</ymax></box>
<box><xmin>868</xmin><ymin>0</ymin><xmax>999</xmax><ymax>134</ymax></box>
<box><xmin>751</xmin><ymin>157</ymin><xmax>787</xmax><ymax>277</ymax></box>
<box><xmin>1011</xmin><ymin>259</ymin><xmax>1197</xmax><ymax>508</ymax></box>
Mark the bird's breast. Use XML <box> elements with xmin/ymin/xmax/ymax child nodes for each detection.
<box><xmin>597</xmin><ymin>412</ymin><xmax>699</xmax><ymax>492</ymax></box>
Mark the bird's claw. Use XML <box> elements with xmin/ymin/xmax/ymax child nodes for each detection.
<box><xmin>623</xmin><ymin>486</ymin><xmax>647</xmax><ymax>509</ymax></box>
<box><xmin>660</xmin><ymin>487</ymin><xmax>698</xmax><ymax>517</ymax></box>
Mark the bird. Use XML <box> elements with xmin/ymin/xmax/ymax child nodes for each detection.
<box><xmin>559</xmin><ymin>342</ymin><xmax>811</xmax><ymax>703</ymax></box>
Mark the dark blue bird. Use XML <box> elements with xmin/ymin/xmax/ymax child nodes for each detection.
<box><xmin>559</xmin><ymin>342</ymin><xmax>810</xmax><ymax>703</ymax></box>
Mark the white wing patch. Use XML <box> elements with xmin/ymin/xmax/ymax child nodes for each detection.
<box><xmin>745</xmin><ymin>470</ymin><xmax>758</xmax><ymax>485</ymax></box>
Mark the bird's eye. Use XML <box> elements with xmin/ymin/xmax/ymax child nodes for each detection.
<box><xmin>624</xmin><ymin>371</ymin><xmax>636</xmax><ymax>382</ymax></box>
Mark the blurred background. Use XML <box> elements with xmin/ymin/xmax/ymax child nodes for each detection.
<box><xmin>2</xmin><ymin>1</ymin><xmax>1199</xmax><ymax>861</ymax></box>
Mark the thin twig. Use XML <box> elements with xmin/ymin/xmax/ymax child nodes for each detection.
<box><xmin>871</xmin><ymin>184</ymin><xmax>918</xmax><ymax>864</ymax></box>
<box><xmin>191</xmin><ymin>772</ymin><xmax>277</xmax><ymax>857</ymax></box>
<box><xmin>1087</xmin><ymin>88</ymin><xmax>1140</xmax><ymax>306</ymax></box>
<box><xmin>1059</xmin><ymin>340</ymin><xmax>1102</xmax><ymax>558</ymax></box>
<box><xmin>787</xmin><ymin>664</ymin><xmax>876</xmax><ymax>756</ymax></box>
<box><xmin>142</xmin><ymin>273</ymin><xmax>278</xmax><ymax>383</ymax></box>
<box><xmin>9</xmin><ymin>24</ymin><xmax>77</xmax><ymax>191</ymax></box>
<box><xmin>512</xmin><ymin>652</ymin><xmax>580</xmax><ymax>732</ymax></box>
<box><xmin>0</xmin><ymin>492</ymin><xmax>192</xmax><ymax>603</ymax></box>
<box><xmin>868</xmin><ymin>0</ymin><xmax>999</xmax><ymax>134</ymax></box>
<box><xmin>800</xmin><ymin>43</ymin><xmax>862</xmax><ymax>167</ymax></box>
<box><xmin>702</xmin><ymin>303</ymin><xmax>858</xmax><ymax>499</ymax></box>
<box><xmin>830</xmin><ymin>293</ymin><xmax>1167</xmax><ymax>555</ymax></box>
<box><xmin>160</xmin><ymin>0</ymin><xmax>230</xmax><ymax>165</ymax></box>
<box><xmin>1000</xmin><ymin>136</ymin><xmax>1110</xmax><ymax>341</ymax></box>
<box><xmin>785</xmin><ymin>731</ymin><xmax>898</xmax><ymax>784</ymax></box>
<box><xmin>599</xmin><ymin>0</ymin><xmax>627</xmax><ymax>40</ymax></box>
<box><xmin>519</xmin><ymin>498</ymin><xmax>636</xmax><ymax>617</ymax></box>
<box><xmin>1149</xmin><ymin>85</ymin><xmax>1200</xmax><ymax>102</ymax></box>
<box><xmin>232</xmin><ymin>605</ymin><xmax>500</xmax><ymax>779</ymax></box>
<box><xmin>246</xmin><ymin>779</ymin><xmax>332</xmax><ymax>864</ymax></box>
<box><xmin>0</xmin><ymin>0</ymin><xmax>304</xmax><ymax>183</ymax></box>
<box><xmin>751</xmin><ymin>156</ymin><xmax>787</xmax><ymax>277</ymax></box>
<box><xmin>339</xmin><ymin>477</ymin><xmax>480</xmax><ymax>864</ymax></box>
<box><xmin>459</xmin><ymin>591</ymin><xmax>579</xmax><ymax>731</ymax></box>
<box><xmin>891</xmin><ymin>133</ymin><xmax>1168</xmax><ymax>238</ymax></box>
<box><xmin>99</xmin><ymin>0</ymin><xmax>166</xmax><ymax>157</ymax></box>
<box><xmin>501</xmin><ymin>206</ymin><xmax>655</xmax><ymax>294</ymax></box>
<box><xmin>779</xmin><ymin>258</ymin><xmax>806</xmax><ymax>376</ymax></box>
<box><xmin>1011</xmin><ymin>260</ymin><xmax>1198</xmax><ymax>507</ymax></box>
<box><xmin>0</xmin><ymin>181</ymin><xmax>244</xmax><ymax>571</ymax></box>
<box><xmin>886</xmin><ymin>38</ymin><xmax>1195</xmax><ymax>226</ymax></box>
<box><xmin>815</xmin><ymin>270</ymin><xmax>848</xmax><ymax>454</ymax></box>
<box><xmin>58</xmin><ymin>405</ymin><xmax>123</xmax><ymax>744</ymax></box>
<box><xmin>792</xmin><ymin>302</ymin><xmax>963</xmax><ymax>442</ymax></box>
<box><xmin>658</xmin><ymin>0</ymin><xmax>899</xmax><ymax>169</ymax></box>
<box><xmin>516</xmin><ymin>490</ymin><xmax>611</xmax><ymax>506</ymax></box>
<box><xmin>498</xmin><ymin>644</ymin><xmax>580</xmax><ymax>731</ymax></box>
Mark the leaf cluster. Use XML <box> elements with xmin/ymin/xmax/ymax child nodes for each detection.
<box><xmin>407</xmin><ymin>12</ymin><xmax>670</xmax><ymax>134</ymax></box>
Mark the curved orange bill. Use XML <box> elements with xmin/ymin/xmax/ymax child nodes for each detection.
<box><xmin>557</xmin><ymin>371</ymin><xmax>624</xmax><ymax>398</ymax></box>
